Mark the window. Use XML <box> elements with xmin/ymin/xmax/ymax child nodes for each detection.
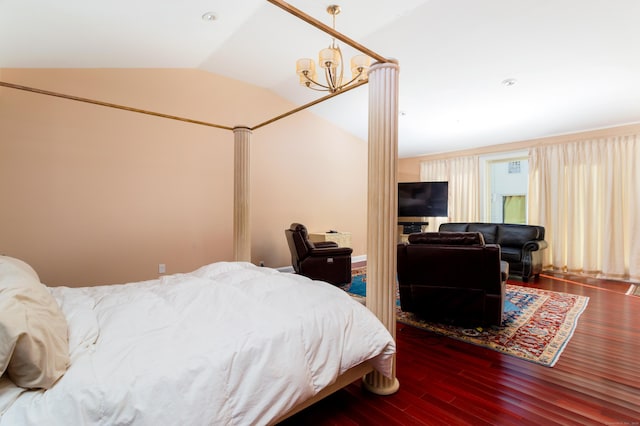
<box><xmin>480</xmin><ymin>152</ymin><xmax>528</xmax><ymax>224</ymax></box>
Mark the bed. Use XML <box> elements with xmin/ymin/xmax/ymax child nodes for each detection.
<box><xmin>0</xmin><ymin>256</ymin><xmax>395</xmax><ymax>425</ymax></box>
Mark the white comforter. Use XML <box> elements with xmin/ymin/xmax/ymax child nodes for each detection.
<box><xmin>0</xmin><ymin>262</ymin><xmax>395</xmax><ymax>425</ymax></box>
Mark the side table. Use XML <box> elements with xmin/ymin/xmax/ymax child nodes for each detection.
<box><xmin>308</xmin><ymin>232</ymin><xmax>352</xmax><ymax>248</ymax></box>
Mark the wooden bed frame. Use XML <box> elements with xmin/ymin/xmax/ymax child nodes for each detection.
<box><xmin>271</xmin><ymin>362</ymin><xmax>374</xmax><ymax>424</ymax></box>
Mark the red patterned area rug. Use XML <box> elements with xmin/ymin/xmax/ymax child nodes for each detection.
<box><xmin>348</xmin><ymin>270</ymin><xmax>589</xmax><ymax>367</ymax></box>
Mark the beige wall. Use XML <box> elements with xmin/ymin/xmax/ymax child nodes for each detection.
<box><xmin>251</xmin><ymin>116</ymin><xmax>367</xmax><ymax>269</ymax></box>
<box><xmin>0</xmin><ymin>69</ymin><xmax>367</xmax><ymax>286</ymax></box>
<box><xmin>398</xmin><ymin>157</ymin><xmax>421</xmax><ymax>182</ymax></box>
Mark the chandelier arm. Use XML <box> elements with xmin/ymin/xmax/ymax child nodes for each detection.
<box><xmin>324</xmin><ymin>67</ymin><xmax>338</xmax><ymax>92</ymax></box>
<box><xmin>337</xmin><ymin>69</ymin><xmax>366</xmax><ymax>89</ymax></box>
<box><xmin>337</xmin><ymin>68</ymin><xmax>344</xmax><ymax>90</ymax></box>
<box><xmin>306</xmin><ymin>85</ymin><xmax>333</xmax><ymax>92</ymax></box>
<box><xmin>336</xmin><ymin>46</ymin><xmax>344</xmax><ymax>90</ymax></box>
<box><xmin>302</xmin><ymin>71</ymin><xmax>332</xmax><ymax>90</ymax></box>
<box><xmin>324</xmin><ymin>43</ymin><xmax>344</xmax><ymax>92</ymax></box>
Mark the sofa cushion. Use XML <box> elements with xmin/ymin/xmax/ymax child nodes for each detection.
<box><xmin>500</xmin><ymin>246</ymin><xmax>522</xmax><ymax>262</ymax></box>
<box><xmin>497</xmin><ymin>225</ymin><xmax>542</xmax><ymax>247</ymax></box>
<box><xmin>468</xmin><ymin>224</ymin><xmax>499</xmax><ymax>244</ymax></box>
<box><xmin>408</xmin><ymin>232</ymin><xmax>485</xmax><ymax>246</ymax></box>
<box><xmin>439</xmin><ymin>223</ymin><xmax>469</xmax><ymax>232</ymax></box>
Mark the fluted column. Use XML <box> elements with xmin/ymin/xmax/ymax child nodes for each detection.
<box><xmin>233</xmin><ymin>127</ymin><xmax>252</xmax><ymax>262</ymax></box>
<box><xmin>362</xmin><ymin>60</ymin><xmax>400</xmax><ymax>395</ymax></box>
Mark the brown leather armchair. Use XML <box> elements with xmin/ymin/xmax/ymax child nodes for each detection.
<box><xmin>397</xmin><ymin>232</ymin><xmax>508</xmax><ymax>326</ymax></box>
<box><xmin>285</xmin><ymin>223</ymin><xmax>353</xmax><ymax>286</ymax></box>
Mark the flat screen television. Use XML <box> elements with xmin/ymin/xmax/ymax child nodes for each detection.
<box><xmin>398</xmin><ymin>181</ymin><xmax>449</xmax><ymax>221</ymax></box>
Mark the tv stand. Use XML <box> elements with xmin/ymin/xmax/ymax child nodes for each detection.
<box><xmin>398</xmin><ymin>221</ymin><xmax>428</xmax><ymax>234</ymax></box>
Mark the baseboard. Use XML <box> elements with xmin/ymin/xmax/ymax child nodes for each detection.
<box><xmin>275</xmin><ymin>255</ymin><xmax>367</xmax><ymax>273</ymax></box>
<box><xmin>352</xmin><ymin>254</ymin><xmax>367</xmax><ymax>264</ymax></box>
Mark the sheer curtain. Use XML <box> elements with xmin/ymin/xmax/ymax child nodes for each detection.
<box><xmin>420</xmin><ymin>155</ymin><xmax>480</xmax><ymax>232</ymax></box>
<box><xmin>528</xmin><ymin>134</ymin><xmax>640</xmax><ymax>282</ymax></box>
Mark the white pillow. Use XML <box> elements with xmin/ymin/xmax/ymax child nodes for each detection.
<box><xmin>0</xmin><ymin>256</ymin><xmax>70</xmax><ymax>389</ymax></box>
<box><xmin>0</xmin><ymin>256</ymin><xmax>40</xmax><ymax>282</ymax></box>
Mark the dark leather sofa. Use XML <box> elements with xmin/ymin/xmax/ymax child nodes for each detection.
<box><xmin>397</xmin><ymin>232</ymin><xmax>508</xmax><ymax>326</ymax></box>
<box><xmin>439</xmin><ymin>222</ymin><xmax>548</xmax><ymax>282</ymax></box>
<box><xmin>284</xmin><ymin>223</ymin><xmax>353</xmax><ymax>285</ymax></box>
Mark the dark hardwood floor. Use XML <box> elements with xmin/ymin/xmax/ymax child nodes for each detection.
<box><xmin>280</xmin><ymin>273</ymin><xmax>640</xmax><ymax>425</ymax></box>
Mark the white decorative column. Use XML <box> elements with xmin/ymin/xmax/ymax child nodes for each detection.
<box><xmin>362</xmin><ymin>59</ymin><xmax>401</xmax><ymax>395</ymax></box>
<box><xmin>233</xmin><ymin>127</ymin><xmax>252</xmax><ymax>262</ymax></box>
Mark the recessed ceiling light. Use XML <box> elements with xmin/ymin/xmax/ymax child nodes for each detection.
<box><xmin>202</xmin><ymin>12</ymin><xmax>217</xmax><ymax>21</ymax></box>
<box><xmin>502</xmin><ymin>78</ymin><xmax>517</xmax><ymax>87</ymax></box>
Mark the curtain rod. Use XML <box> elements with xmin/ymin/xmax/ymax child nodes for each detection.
<box><xmin>1</xmin><ymin>80</ymin><xmax>368</xmax><ymax>132</ymax></box>
<box><xmin>0</xmin><ymin>81</ymin><xmax>234</xmax><ymax>131</ymax></box>
<box><xmin>252</xmin><ymin>80</ymin><xmax>368</xmax><ymax>130</ymax></box>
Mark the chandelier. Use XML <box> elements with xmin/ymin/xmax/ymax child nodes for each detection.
<box><xmin>295</xmin><ymin>5</ymin><xmax>371</xmax><ymax>93</ymax></box>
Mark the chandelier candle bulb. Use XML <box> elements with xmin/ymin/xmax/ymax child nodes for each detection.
<box><xmin>351</xmin><ymin>54</ymin><xmax>371</xmax><ymax>80</ymax></box>
<box><xmin>296</xmin><ymin>58</ymin><xmax>314</xmax><ymax>74</ymax></box>
<box><xmin>319</xmin><ymin>47</ymin><xmax>340</xmax><ymax>68</ymax></box>
<box><xmin>296</xmin><ymin>58</ymin><xmax>318</xmax><ymax>86</ymax></box>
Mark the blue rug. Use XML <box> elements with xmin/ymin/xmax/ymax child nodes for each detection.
<box><xmin>349</xmin><ymin>270</ymin><xmax>518</xmax><ymax>312</ymax></box>
<box><xmin>348</xmin><ymin>272</ymin><xmax>367</xmax><ymax>297</ymax></box>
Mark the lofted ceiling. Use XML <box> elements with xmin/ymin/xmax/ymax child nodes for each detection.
<box><xmin>2</xmin><ymin>0</ymin><xmax>640</xmax><ymax>158</ymax></box>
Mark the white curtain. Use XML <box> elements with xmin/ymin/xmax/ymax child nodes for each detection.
<box><xmin>420</xmin><ymin>155</ymin><xmax>480</xmax><ymax>232</ymax></box>
<box><xmin>528</xmin><ymin>134</ymin><xmax>640</xmax><ymax>282</ymax></box>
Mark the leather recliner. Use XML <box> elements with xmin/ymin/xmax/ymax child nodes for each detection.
<box><xmin>397</xmin><ymin>232</ymin><xmax>508</xmax><ymax>326</ymax></box>
<box><xmin>285</xmin><ymin>223</ymin><xmax>353</xmax><ymax>286</ymax></box>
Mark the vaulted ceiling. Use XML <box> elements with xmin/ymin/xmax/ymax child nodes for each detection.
<box><xmin>2</xmin><ymin>0</ymin><xmax>639</xmax><ymax>157</ymax></box>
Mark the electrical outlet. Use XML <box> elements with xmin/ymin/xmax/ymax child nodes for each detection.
<box><xmin>158</xmin><ymin>263</ymin><xmax>166</xmax><ymax>274</ymax></box>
